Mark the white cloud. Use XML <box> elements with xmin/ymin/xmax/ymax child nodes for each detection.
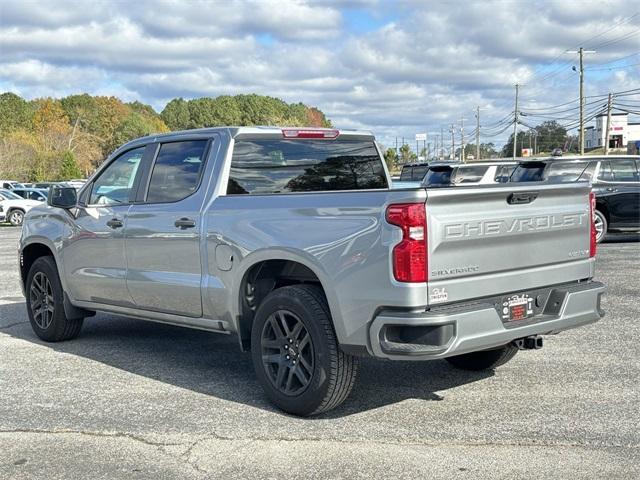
<box><xmin>0</xmin><ymin>0</ymin><xmax>638</xmax><ymax>150</ymax></box>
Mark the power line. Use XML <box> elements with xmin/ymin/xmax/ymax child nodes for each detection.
<box><xmin>586</xmin><ymin>51</ymin><xmax>639</xmax><ymax>67</ymax></box>
<box><xmin>582</xmin><ymin>13</ymin><xmax>640</xmax><ymax>48</ymax></box>
<box><xmin>590</xmin><ymin>28</ymin><xmax>640</xmax><ymax>49</ymax></box>
<box><xmin>587</xmin><ymin>62</ymin><xmax>640</xmax><ymax>71</ymax></box>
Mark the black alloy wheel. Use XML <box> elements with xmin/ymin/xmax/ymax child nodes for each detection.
<box><xmin>26</xmin><ymin>256</ymin><xmax>84</xmax><ymax>342</ymax></box>
<box><xmin>30</xmin><ymin>271</ymin><xmax>55</xmax><ymax>330</ymax></box>
<box><xmin>261</xmin><ymin>310</ymin><xmax>315</xmax><ymax>396</ymax></box>
<box><xmin>250</xmin><ymin>285</ymin><xmax>358</xmax><ymax>416</ymax></box>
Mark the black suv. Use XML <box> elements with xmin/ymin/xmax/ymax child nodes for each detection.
<box><xmin>512</xmin><ymin>156</ymin><xmax>640</xmax><ymax>242</ymax></box>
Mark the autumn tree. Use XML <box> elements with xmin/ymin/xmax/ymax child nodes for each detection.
<box><xmin>0</xmin><ymin>92</ymin><xmax>330</xmax><ymax>182</ymax></box>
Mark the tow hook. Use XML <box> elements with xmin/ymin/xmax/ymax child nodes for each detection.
<box><xmin>513</xmin><ymin>335</ymin><xmax>543</xmax><ymax>350</ymax></box>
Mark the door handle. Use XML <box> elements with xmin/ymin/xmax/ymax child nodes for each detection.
<box><xmin>174</xmin><ymin>217</ymin><xmax>196</xmax><ymax>229</ymax></box>
<box><xmin>106</xmin><ymin>218</ymin><xmax>124</xmax><ymax>229</ymax></box>
<box><xmin>606</xmin><ymin>187</ymin><xmax>617</xmax><ymax>192</ymax></box>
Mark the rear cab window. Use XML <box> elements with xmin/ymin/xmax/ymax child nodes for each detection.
<box><xmin>453</xmin><ymin>166</ymin><xmax>488</xmax><ymax>184</ymax></box>
<box><xmin>610</xmin><ymin>159</ymin><xmax>639</xmax><ymax>182</ymax></box>
<box><xmin>423</xmin><ymin>167</ymin><xmax>453</xmax><ymax>186</ymax></box>
<box><xmin>510</xmin><ymin>162</ymin><xmax>546</xmax><ymax>182</ymax></box>
<box><xmin>494</xmin><ymin>164</ymin><xmax>516</xmax><ymax>183</ymax></box>
<box><xmin>543</xmin><ymin>161</ymin><xmax>594</xmax><ymax>183</ymax></box>
<box><xmin>411</xmin><ymin>165</ymin><xmax>428</xmax><ymax>181</ymax></box>
<box><xmin>227</xmin><ymin>137</ymin><xmax>388</xmax><ymax>194</ymax></box>
<box><xmin>399</xmin><ymin>166</ymin><xmax>414</xmax><ymax>181</ymax></box>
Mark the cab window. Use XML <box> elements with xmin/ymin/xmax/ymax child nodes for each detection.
<box><xmin>146</xmin><ymin>140</ymin><xmax>209</xmax><ymax>203</ymax></box>
<box><xmin>89</xmin><ymin>147</ymin><xmax>145</xmax><ymax>205</ymax></box>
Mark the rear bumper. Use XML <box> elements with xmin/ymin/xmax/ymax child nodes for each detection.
<box><xmin>368</xmin><ymin>281</ymin><xmax>605</xmax><ymax>360</ymax></box>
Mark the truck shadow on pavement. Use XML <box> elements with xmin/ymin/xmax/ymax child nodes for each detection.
<box><xmin>0</xmin><ymin>301</ymin><xmax>492</xmax><ymax>418</ymax></box>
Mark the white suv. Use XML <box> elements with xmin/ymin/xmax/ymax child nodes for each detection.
<box><xmin>0</xmin><ymin>189</ymin><xmax>41</xmax><ymax>226</ymax></box>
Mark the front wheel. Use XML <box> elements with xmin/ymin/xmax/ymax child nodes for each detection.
<box><xmin>594</xmin><ymin>210</ymin><xmax>607</xmax><ymax>243</ymax></box>
<box><xmin>251</xmin><ymin>284</ymin><xmax>358</xmax><ymax>416</ymax></box>
<box><xmin>9</xmin><ymin>209</ymin><xmax>24</xmax><ymax>226</ymax></box>
<box><xmin>445</xmin><ymin>344</ymin><xmax>518</xmax><ymax>371</ymax></box>
<box><xmin>26</xmin><ymin>256</ymin><xmax>84</xmax><ymax>342</ymax></box>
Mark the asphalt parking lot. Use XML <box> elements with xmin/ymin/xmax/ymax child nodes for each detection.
<box><xmin>0</xmin><ymin>225</ymin><xmax>638</xmax><ymax>479</ymax></box>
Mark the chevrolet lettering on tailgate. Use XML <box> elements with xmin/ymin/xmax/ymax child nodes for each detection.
<box><xmin>443</xmin><ymin>212</ymin><xmax>587</xmax><ymax>239</ymax></box>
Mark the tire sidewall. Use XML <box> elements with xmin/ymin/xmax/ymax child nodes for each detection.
<box><xmin>594</xmin><ymin>210</ymin><xmax>607</xmax><ymax>243</ymax></box>
<box><xmin>251</xmin><ymin>287</ymin><xmax>333</xmax><ymax>415</ymax></box>
<box><xmin>26</xmin><ymin>256</ymin><xmax>67</xmax><ymax>341</ymax></box>
<box><xmin>9</xmin><ymin>209</ymin><xmax>24</xmax><ymax>226</ymax></box>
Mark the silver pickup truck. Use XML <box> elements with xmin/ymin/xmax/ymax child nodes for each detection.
<box><xmin>19</xmin><ymin>127</ymin><xmax>604</xmax><ymax>416</ymax></box>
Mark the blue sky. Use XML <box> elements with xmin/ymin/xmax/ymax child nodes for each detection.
<box><xmin>1</xmin><ymin>0</ymin><xmax>638</xmax><ymax>151</ymax></box>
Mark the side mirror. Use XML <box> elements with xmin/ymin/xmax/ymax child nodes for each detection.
<box><xmin>48</xmin><ymin>186</ymin><xmax>77</xmax><ymax>209</ymax></box>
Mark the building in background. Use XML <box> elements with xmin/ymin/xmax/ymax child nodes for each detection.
<box><xmin>585</xmin><ymin>112</ymin><xmax>640</xmax><ymax>150</ymax></box>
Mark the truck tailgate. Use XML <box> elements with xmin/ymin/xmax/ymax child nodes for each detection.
<box><xmin>425</xmin><ymin>182</ymin><xmax>594</xmax><ymax>305</ymax></box>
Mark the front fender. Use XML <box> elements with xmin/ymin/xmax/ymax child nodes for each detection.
<box><xmin>20</xmin><ymin>207</ymin><xmax>73</xmax><ymax>293</ymax></box>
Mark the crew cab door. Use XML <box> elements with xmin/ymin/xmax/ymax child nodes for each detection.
<box><xmin>64</xmin><ymin>146</ymin><xmax>148</xmax><ymax>306</ymax></box>
<box><xmin>125</xmin><ymin>139</ymin><xmax>212</xmax><ymax>317</ymax></box>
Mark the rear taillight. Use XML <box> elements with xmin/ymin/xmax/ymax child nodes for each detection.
<box><xmin>282</xmin><ymin>129</ymin><xmax>339</xmax><ymax>139</ymax></box>
<box><xmin>589</xmin><ymin>191</ymin><xmax>597</xmax><ymax>258</ymax></box>
<box><xmin>386</xmin><ymin>203</ymin><xmax>427</xmax><ymax>283</ymax></box>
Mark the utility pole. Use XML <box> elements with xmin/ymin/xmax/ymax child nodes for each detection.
<box><xmin>440</xmin><ymin>127</ymin><xmax>444</xmax><ymax>160</ymax></box>
<box><xmin>567</xmin><ymin>47</ymin><xmax>596</xmax><ymax>155</ymax></box>
<box><xmin>604</xmin><ymin>92</ymin><xmax>613</xmax><ymax>155</ymax></box>
<box><xmin>475</xmin><ymin>106</ymin><xmax>480</xmax><ymax>161</ymax></box>
<box><xmin>460</xmin><ymin>117</ymin><xmax>465</xmax><ymax>162</ymax></box>
<box><xmin>512</xmin><ymin>83</ymin><xmax>519</xmax><ymax>160</ymax></box>
<box><xmin>395</xmin><ymin>136</ymin><xmax>398</xmax><ymax>155</ymax></box>
<box><xmin>450</xmin><ymin>124</ymin><xmax>455</xmax><ymax>161</ymax></box>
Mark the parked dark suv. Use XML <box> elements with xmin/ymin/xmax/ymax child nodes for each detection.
<box><xmin>511</xmin><ymin>156</ymin><xmax>640</xmax><ymax>242</ymax></box>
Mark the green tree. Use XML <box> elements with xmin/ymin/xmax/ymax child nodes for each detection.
<box><xmin>0</xmin><ymin>92</ymin><xmax>33</xmax><ymax>133</ymax></box>
<box><xmin>383</xmin><ymin>147</ymin><xmax>398</xmax><ymax>171</ymax></box>
<box><xmin>460</xmin><ymin>142</ymin><xmax>498</xmax><ymax>160</ymax></box>
<box><xmin>534</xmin><ymin>121</ymin><xmax>568</xmax><ymax>154</ymax></box>
<box><xmin>59</xmin><ymin>150</ymin><xmax>82</xmax><ymax>179</ymax></box>
<box><xmin>160</xmin><ymin>98</ymin><xmax>191</xmax><ymax>130</ymax></box>
<box><xmin>399</xmin><ymin>144</ymin><xmax>417</xmax><ymax>163</ymax></box>
<box><xmin>502</xmin><ymin>121</ymin><xmax>569</xmax><ymax>157</ymax></box>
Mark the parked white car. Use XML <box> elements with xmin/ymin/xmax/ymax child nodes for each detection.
<box><xmin>0</xmin><ymin>189</ymin><xmax>41</xmax><ymax>226</ymax></box>
<box><xmin>0</xmin><ymin>180</ymin><xmax>26</xmax><ymax>190</ymax></box>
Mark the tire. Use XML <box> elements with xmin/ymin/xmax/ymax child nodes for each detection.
<box><xmin>445</xmin><ymin>344</ymin><xmax>518</xmax><ymax>371</ymax></box>
<box><xmin>594</xmin><ymin>210</ymin><xmax>607</xmax><ymax>244</ymax></box>
<box><xmin>26</xmin><ymin>256</ymin><xmax>84</xmax><ymax>342</ymax></box>
<box><xmin>251</xmin><ymin>284</ymin><xmax>358</xmax><ymax>416</ymax></box>
<box><xmin>9</xmin><ymin>209</ymin><xmax>24</xmax><ymax>226</ymax></box>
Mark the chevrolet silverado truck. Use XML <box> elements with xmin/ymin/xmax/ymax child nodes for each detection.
<box><xmin>19</xmin><ymin>127</ymin><xmax>605</xmax><ymax>416</ymax></box>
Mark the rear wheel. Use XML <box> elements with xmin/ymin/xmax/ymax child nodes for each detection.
<box><xmin>9</xmin><ymin>209</ymin><xmax>24</xmax><ymax>226</ymax></box>
<box><xmin>26</xmin><ymin>256</ymin><xmax>84</xmax><ymax>342</ymax></box>
<box><xmin>251</xmin><ymin>284</ymin><xmax>358</xmax><ymax>416</ymax></box>
<box><xmin>446</xmin><ymin>344</ymin><xmax>518</xmax><ymax>371</ymax></box>
<box><xmin>594</xmin><ymin>210</ymin><xmax>607</xmax><ymax>243</ymax></box>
